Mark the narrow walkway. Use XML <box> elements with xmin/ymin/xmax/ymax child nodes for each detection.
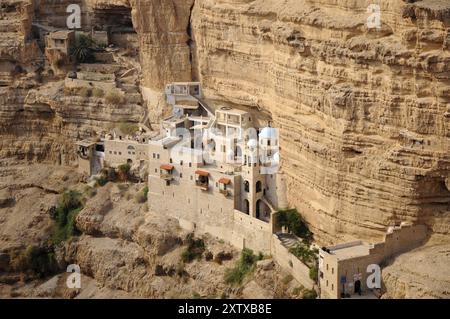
<box><xmin>276</xmin><ymin>233</ymin><xmax>300</xmax><ymax>249</ymax></box>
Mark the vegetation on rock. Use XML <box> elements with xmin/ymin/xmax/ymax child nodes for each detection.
<box><xmin>181</xmin><ymin>234</ymin><xmax>206</xmax><ymax>263</ymax></box>
<box><xmin>277</xmin><ymin>209</ymin><xmax>313</xmax><ymax>242</ymax></box>
<box><xmin>71</xmin><ymin>34</ymin><xmax>96</xmax><ymax>63</ymax></box>
<box><xmin>224</xmin><ymin>248</ymin><xmax>263</xmax><ymax>285</ymax></box>
<box><xmin>51</xmin><ymin>190</ymin><xmax>83</xmax><ymax>245</ymax></box>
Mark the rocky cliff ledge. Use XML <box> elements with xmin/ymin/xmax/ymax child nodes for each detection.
<box><xmin>189</xmin><ymin>0</ymin><xmax>450</xmax><ymax>244</ymax></box>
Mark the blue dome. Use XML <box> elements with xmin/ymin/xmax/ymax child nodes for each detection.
<box><xmin>260</xmin><ymin>127</ymin><xmax>277</xmax><ymax>139</ymax></box>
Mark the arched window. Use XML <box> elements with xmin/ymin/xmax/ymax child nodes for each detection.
<box><xmin>256</xmin><ymin>181</ymin><xmax>262</xmax><ymax>193</ymax></box>
<box><xmin>243</xmin><ymin>199</ymin><xmax>249</xmax><ymax>215</ymax></box>
<box><xmin>244</xmin><ymin>181</ymin><xmax>250</xmax><ymax>192</ymax></box>
<box><xmin>256</xmin><ymin>199</ymin><xmax>262</xmax><ymax>219</ymax></box>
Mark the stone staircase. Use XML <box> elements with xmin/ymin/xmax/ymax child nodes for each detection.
<box><xmin>276</xmin><ymin>233</ymin><xmax>300</xmax><ymax>249</ymax></box>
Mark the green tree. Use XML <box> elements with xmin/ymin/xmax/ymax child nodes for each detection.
<box><xmin>71</xmin><ymin>34</ymin><xmax>96</xmax><ymax>63</ymax></box>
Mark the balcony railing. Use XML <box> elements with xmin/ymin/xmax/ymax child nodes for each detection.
<box><xmin>195</xmin><ymin>181</ymin><xmax>209</xmax><ymax>191</ymax></box>
<box><xmin>160</xmin><ymin>173</ymin><xmax>173</xmax><ymax>181</ymax></box>
<box><xmin>219</xmin><ymin>189</ymin><xmax>230</xmax><ymax>197</ymax></box>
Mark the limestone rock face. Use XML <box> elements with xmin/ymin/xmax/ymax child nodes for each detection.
<box><xmin>381</xmin><ymin>236</ymin><xmax>450</xmax><ymax>299</ymax></box>
<box><xmin>189</xmin><ymin>0</ymin><xmax>450</xmax><ymax>244</ymax></box>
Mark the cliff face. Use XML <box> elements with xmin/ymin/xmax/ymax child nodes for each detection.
<box><xmin>1</xmin><ymin>0</ymin><xmax>449</xmax><ymax>244</ymax></box>
<box><xmin>188</xmin><ymin>0</ymin><xmax>450</xmax><ymax>244</ymax></box>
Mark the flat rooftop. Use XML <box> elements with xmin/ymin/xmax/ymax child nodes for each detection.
<box><xmin>49</xmin><ymin>30</ymin><xmax>74</xmax><ymax>40</ymax></box>
<box><xmin>216</xmin><ymin>107</ymin><xmax>249</xmax><ymax>115</ymax></box>
<box><xmin>324</xmin><ymin>241</ymin><xmax>373</xmax><ymax>261</ymax></box>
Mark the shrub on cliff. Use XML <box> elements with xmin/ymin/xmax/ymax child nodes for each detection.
<box><xmin>302</xmin><ymin>288</ymin><xmax>318</xmax><ymax>299</ymax></box>
<box><xmin>119</xmin><ymin>122</ymin><xmax>138</xmax><ymax>136</ymax></box>
<box><xmin>51</xmin><ymin>190</ymin><xmax>83</xmax><ymax>245</ymax></box>
<box><xmin>71</xmin><ymin>34</ymin><xmax>96</xmax><ymax>63</ymax></box>
<box><xmin>105</xmin><ymin>91</ymin><xmax>124</xmax><ymax>105</ymax></box>
<box><xmin>10</xmin><ymin>244</ymin><xmax>58</xmax><ymax>278</ymax></box>
<box><xmin>118</xmin><ymin>163</ymin><xmax>131</xmax><ymax>181</ymax></box>
<box><xmin>224</xmin><ymin>248</ymin><xmax>262</xmax><ymax>285</ymax></box>
<box><xmin>135</xmin><ymin>186</ymin><xmax>149</xmax><ymax>204</ymax></box>
<box><xmin>181</xmin><ymin>234</ymin><xmax>206</xmax><ymax>263</ymax></box>
<box><xmin>79</xmin><ymin>87</ymin><xmax>91</xmax><ymax>98</ymax></box>
<box><xmin>277</xmin><ymin>209</ymin><xmax>313</xmax><ymax>242</ymax></box>
<box><xmin>92</xmin><ymin>87</ymin><xmax>104</xmax><ymax>98</ymax></box>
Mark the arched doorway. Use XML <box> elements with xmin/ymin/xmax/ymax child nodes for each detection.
<box><xmin>244</xmin><ymin>180</ymin><xmax>250</xmax><ymax>192</ymax></box>
<box><xmin>243</xmin><ymin>199</ymin><xmax>249</xmax><ymax>215</ymax></box>
<box><xmin>354</xmin><ymin>280</ymin><xmax>361</xmax><ymax>295</ymax></box>
<box><xmin>256</xmin><ymin>199</ymin><xmax>262</xmax><ymax>219</ymax></box>
<box><xmin>256</xmin><ymin>181</ymin><xmax>262</xmax><ymax>193</ymax></box>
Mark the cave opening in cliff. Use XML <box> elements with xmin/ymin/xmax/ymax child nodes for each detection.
<box><xmin>93</xmin><ymin>7</ymin><xmax>134</xmax><ymax>33</ymax></box>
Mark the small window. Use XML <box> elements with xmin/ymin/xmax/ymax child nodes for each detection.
<box><xmin>190</xmin><ymin>176</ymin><xmax>193</xmax><ymax>180</ymax></box>
<box><xmin>326</xmin><ymin>264</ymin><xmax>329</xmax><ymax>271</ymax></box>
<box><xmin>189</xmin><ymin>163</ymin><xmax>192</xmax><ymax>167</ymax></box>
<box><xmin>170</xmin><ymin>158</ymin><xmax>173</xmax><ymax>163</ymax></box>
<box><xmin>157</xmin><ymin>154</ymin><xmax>160</xmax><ymax>159</ymax></box>
<box><xmin>332</xmin><ymin>268</ymin><xmax>334</xmax><ymax>275</ymax></box>
<box><xmin>153</xmin><ymin>153</ymin><xmax>155</xmax><ymax>159</ymax></box>
<box><xmin>326</xmin><ymin>280</ymin><xmax>329</xmax><ymax>287</ymax></box>
<box><xmin>180</xmin><ymin>160</ymin><xmax>183</xmax><ymax>166</ymax></box>
<box><xmin>114</xmin><ymin>151</ymin><xmax>117</xmax><ymax>155</ymax></box>
<box><xmin>109</xmin><ymin>151</ymin><xmax>112</xmax><ymax>154</ymax></box>
<box><xmin>119</xmin><ymin>152</ymin><xmax>122</xmax><ymax>155</ymax></box>
<box><xmin>154</xmin><ymin>168</ymin><xmax>157</xmax><ymax>173</ymax></box>
<box><xmin>180</xmin><ymin>173</ymin><xmax>183</xmax><ymax>178</ymax></box>
<box><xmin>332</xmin><ymin>284</ymin><xmax>334</xmax><ymax>291</ymax></box>
<box><xmin>128</xmin><ymin>151</ymin><xmax>131</xmax><ymax>155</ymax></box>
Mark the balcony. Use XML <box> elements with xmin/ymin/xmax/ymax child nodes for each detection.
<box><xmin>219</xmin><ymin>189</ymin><xmax>230</xmax><ymax>197</ymax></box>
<box><xmin>160</xmin><ymin>164</ymin><xmax>174</xmax><ymax>181</ymax></box>
<box><xmin>195</xmin><ymin>181</ymin><xmax>209</xmax><ymax>191</ymax></box>
<box><xmin>195</xmin><ymin>170</ymin><xmax>209</xmax><ymax>191</ymax></box>
<box><xmin>160</xmin><ymin>173</ymin><xmax>173</xmax><ymax>181</ymax></box>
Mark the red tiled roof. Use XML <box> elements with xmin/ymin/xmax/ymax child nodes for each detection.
<box><xmin>195</xmin><ymin>170</ymin><xmax>209</xmax><ymax>177</ymax></box>
<box><xmin>160</xmin><ymin>164</ymin><xmax>174</xmax><ymax>171</ymax></box>
<box><xmin>219</xmin><ymin>178</ymin><xmax>231</xmax><ymax>185</ymax></box>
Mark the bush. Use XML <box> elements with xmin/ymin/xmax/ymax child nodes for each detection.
<box><xmin>309</xmin><ymin>265</ymin><xmax>318</xmax><ymax>282</ymax></box>
<box><xmin>135</xmin><ymin>186</ymin><xmax>149</xmax><ymax>203</ymax></box>
<box><xmin>51</xmin><ymin>190</ymin><xmax>83</xmax><ymax>245</ymax></box>
<box><xmin>71</xmin><ymin>34</ymin><xmax>96</xmax><ymax>63</ymax></box>
<box><xmin>96</xmin><ymin>176</ymin><xmax>108</xmax><ymax>187</ymax></box>
<box><xmin>224</xmin><ymin>248</ymin><xmax>262</xmax><ymax>285</ymax></box>
<box><xmin>289</xmin><ymin>242</ymin><xmax>317</xmax><ymax>265</ymax></box>
<box><xmin>277</xmin><ymin>209</ymin><xmax>313</xmax><ymax>242</ymax></box>
<box><xmin>302</xmin><ymin>288</ymin><xmax>318</xmax><ymax>299</ymax></box>
<box><xmin>119</xmin><ymin>122</ymin><xmax>138</xmax><ymax>136</ymax></box>
<box><xmin>105</xmin><ymin>91</ymin><xmax>124</xmax><ymax>105</ymax></box>
<box><xmin>10</xmin><ymin>245</ymin><xmax>59</xmax><ymax>278</ymax></box>
<box><xmin>79</xmin><ymin>87</ymin><xmax>91</xmax><ymax>98</ymax></box>
<box><xmin>118</xmin><ymin>163</ymin><xmax>131</xmax><ymax>181</ymax></box>
<box><xmin>92</xmin><ymin>88</ymin><xmax>104</xmax><ymax>98</ymax></box>
<box><xmin>84</xmin><ymin>185</ymin><xmax>97</xmax><ymax>198</ymax></box>
<box><xmin>181</xmin><ymin>234</ymin><xmax>206</xmax><ymax>263</ymax></box>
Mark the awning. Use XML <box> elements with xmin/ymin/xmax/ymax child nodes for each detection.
<box><xmin>219</xmin><ymin>178</ymin><xmax>231</xmax><ymax>185</ymax></box>
<box><xmin>195</xmin><ymin>170</ymin><xmax>209</xmax><ymax>177</ymax></box>
<box><xmin>160</xmin><ymin>164</ymin><xmax>174</xmax><ymax>171</ymax></box>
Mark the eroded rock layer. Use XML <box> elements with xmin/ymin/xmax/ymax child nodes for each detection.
<box><xmin>190</xmin><ymin>0</ymin><xmax>450</xmax><ymax>243</ymax></box>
